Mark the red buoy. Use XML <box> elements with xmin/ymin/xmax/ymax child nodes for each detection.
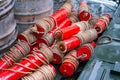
<box><xmin>78</xmin><ymin>1</ymin><xmax>92</xmax><ymax>21</ymax></box>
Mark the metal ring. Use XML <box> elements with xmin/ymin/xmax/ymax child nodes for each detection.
<box><xmin>97</xmin><ymin>35</ymin><xmax>112</xmax><ymax>45</ymax></box>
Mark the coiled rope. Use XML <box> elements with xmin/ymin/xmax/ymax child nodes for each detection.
<box><xmin>21</xmin><ymin>65</ymin><xmax>56</xmax><ymax>80</ymax></box>
<box><xmin>1</xmin><ymin>40</ymin><xmax>30</xmax><ymax>66</ymax></box>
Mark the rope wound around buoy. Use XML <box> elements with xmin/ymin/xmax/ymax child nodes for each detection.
<box><xmin>18</xmin><ymin>26</ymin><xmax>38</xmax><ymax>45</ymax></box>
<box><xmin>74</xmin><ymin>29</ymin><xmax>98</xmax><ymax>45</ymax></box>
<box><xmin>94</xmin><ymin>14</ymin><xmax>112</xmax><ymax>34</ymax></box>
<box><xmin>56</xmin><ymin>29</ymin><xmax>97</xmax><ymax>53</ymax></box>
<box><xmin>88</xmin><ymin>15</ymin><xmax>99</xmax><ymax>27</ymax></box>
<box><xmin>51</xmin><ymin>44</ymin><xmax>64</xmax><ymax>64</ymax></box>
<box><xmin>69</xmin><ymin>11</ymin><xmax>79</xmax><ymax>23</ymax></box>
<box><xmin>36</xmin><ymin>17</ymin><xmax>56</xmax><ymax>36</ymax></box>
<box><xmin>75</xmin><ymin>21</ymin><xmax>93</xmax><ymax>31</ymax></box>
<box><xmin>21</xmin><ymin>64</ymin><xmax>56</xmax><ymax>80</ymax></box>
<box><xmin>38</xmin><ymin>43</ymin><xmax>53</xmax><ymax>63</ymax></box>
<box><xmin>59</xmin><ymin>42</ymin><xmax>96</xmax><ymax>77</ymax></box>
<box><xmin>1</xmin><ymin>43</ymin><xmax>53</xmax><ymax>80</ymax></box>
<box><xmin>78</xmin><ymin>1</ymin><xmax>92</xmax><ymax>21</ymax></box>
<box><xmin>59</xmin><ymin>50</ymin><xmax>79</xmax><ymax>77</ymax></box>
<box><xmin>60</xmin><ymin>0</ymin><xmax>74</xmax><ymax>13</ymax></box>
<box><xmin>1</xmin><ymin>40</ymin><xmax>30</xmax><ymax>67</ymax></box>
<box><xmin>54</xmin><ymin>21</ymin><xmax>93</xmax><ymax>41</ymax></box>
<box><xmin>77</xmin><ymin>42</ymin><xmax>96</xmax><ymax>61</ymax></box>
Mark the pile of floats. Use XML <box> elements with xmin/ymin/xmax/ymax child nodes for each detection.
<box><xmin>0</xmin><ymin>0</ymin><xmax>111</xmax><ymax>80</ymax></box>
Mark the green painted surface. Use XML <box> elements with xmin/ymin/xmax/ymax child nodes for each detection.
<box><xmin>77</xmin><ymin>5</ymin><xmax>120</xmax><ymax>80</ymax></box>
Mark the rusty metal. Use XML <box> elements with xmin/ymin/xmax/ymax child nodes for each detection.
<box><xmin>14</xmin><ymin>0</ymin><xmax>54</xmax><ymax>33</ymax></box>
<box><xmin>0</xmin><ymin>0</ymin><xmax>17</xmax><ymax>50</ymax></box>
